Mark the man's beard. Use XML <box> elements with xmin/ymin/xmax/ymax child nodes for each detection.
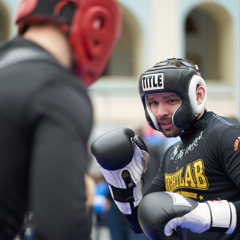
<box><xmin>161</xmin><ymin>126</ymin><xmax>182</xmax><ymax>138</ymax></box>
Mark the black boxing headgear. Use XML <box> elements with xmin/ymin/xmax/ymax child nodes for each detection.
<box><xmin>138</xmin><ymin>58</ymin><xmax>207</xmax><ymax>132</ymax></box>
<box><xmin>16</xmin><ymin>0</ymin><xmax>122</xmax><ymax>86</ymax></box>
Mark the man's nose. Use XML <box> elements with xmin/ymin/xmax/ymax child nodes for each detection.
<box><xmin>156</xmin><ymin>103</ymin><xmax>169</xmax><ymax>118</ymax></box>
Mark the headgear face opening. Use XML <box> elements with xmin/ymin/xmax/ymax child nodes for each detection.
<box><xmin>16</xmin><ymin>0</ymin><xmax>122</xmax><ymax>86</ymax></box>
<box><xmin>138</xmin><ymin>58</ymin><xmax>207</xmax><ymax>132</ymax></box>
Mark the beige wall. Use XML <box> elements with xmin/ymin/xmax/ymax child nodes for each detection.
<box><xmin>90</xmin><ymin>0</ymin><xmax>239</xmax><ymax>127</ymax></box>
<box><xmin>89</xmin><ymin>79</ymin><xmax>238</xmax><ymax>127</ymax></box>
<box><xmin>149</xmin><ymin>0</ymin><xmax>182</xmax><ymax>65</ymax></box>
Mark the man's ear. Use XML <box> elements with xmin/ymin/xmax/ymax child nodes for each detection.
<box><xmin>189</xmin><ymin>75</ymin><xmax>207</xmax><ymax>115</ymax></box>
<box><xmin>196</xmin><ymin>85</ymin><xmax>206</xmax><ymax>104</ymax></box>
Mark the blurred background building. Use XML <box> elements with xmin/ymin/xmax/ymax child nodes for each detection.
<box><xmin>1</xmin><ymin>0</ymin><xmax>239</xmax><ymax>137</ymax></box>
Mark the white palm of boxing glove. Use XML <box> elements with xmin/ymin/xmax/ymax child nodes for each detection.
<box><xmin>164</xmin><ymin>193</ymin><xmax>237</xmax><ymax>236</ymax></box>
<box><xmin>95</xmin><ymin>143</ymin><xmax>148</xmax><ymax>214</ymax></box>
<box><xmin>91</xmin><ymin>127</ymin><xmax>150</xmax><ymax>215</ymax></box>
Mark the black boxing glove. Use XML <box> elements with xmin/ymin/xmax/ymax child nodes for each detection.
<box><xmin>138</xmin><ymin>192</ymin><xmax>237</xmax><ymax>240</ymax></box>
<box><xmin>91</xmin><ymin>127</ymin><xmax>150</xmax><ymax>215</ymax></box>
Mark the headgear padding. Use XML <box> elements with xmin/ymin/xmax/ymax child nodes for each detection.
<box><xmin>16</xmin><ymin>0</ymin><xmax>122</xmax><ymax>86</ymax></box>
<box><xmin>138</xmin><ymin>58</ymin><xmax>207</xmax><ymax>132</ymax></box>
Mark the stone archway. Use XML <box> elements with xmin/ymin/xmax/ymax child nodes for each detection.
<box><xmin>185</xmin><ymin>3</ymin><xmax>234</xmax><ymax>85</ymax></box>
<box><xmin>104</xmin><ymin>5</ymin><xmax>143</xmax><ymax>78</ymax></box>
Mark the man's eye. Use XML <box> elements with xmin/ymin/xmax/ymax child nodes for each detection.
<box><xmin>168</xmin><ymin>99</ymin><xmax>178</xmax><ymax>104</ymax></box>
<box><xmin>149</xmin><ymin>101</ymin><xmax>157</xmax><ymax>106</ymax></box>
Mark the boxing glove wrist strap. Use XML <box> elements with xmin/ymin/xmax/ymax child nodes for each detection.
<box><xmin>227</xmin><ymin>202</ymin><xmax>237</xmax><ymax>234</ymax></box>
<box><xmin>207</xmin><ymin>200</ymin><xmax>237</xmax><ymax>234</ymax></box>
<box><xmin>110</xmin><ymin>184</ymin><xmax>135</xmax><ymax>203</ymax></box>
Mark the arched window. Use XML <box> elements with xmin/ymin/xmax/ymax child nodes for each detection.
<box><xmin>185</xmin><ymin>8</ymin><xmax>219</xmax><ymax>80</ymax></box>
<box><xmin>104</xmin><ymin>6</ymin><xmax>143</xmax><ymax>78</ymax></box>
<box><xmin>185</xmin><ymin>3</ymin><xmax>234</xmax><ymax>85</ymax></box>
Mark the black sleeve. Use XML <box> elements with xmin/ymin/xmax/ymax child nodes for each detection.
<box><xmin>217</xmin><ymin>125</ymin><xmax>240</xmax><ymax>230</ymax></box>
<box><xmin>123</xmin><ymin>144</ymin><xmax>168</xmax><ymax>234</ymax></box>
<box><xmin>218</xmin><ymin>126</ymin><xmax>240</xmax><ymax>187</ymax></box>
<box><xmin>28</xmin><ymin>81</ymin><xmax>93</xmax><ymax>240</ymax></box>
<box><xmin>124</xmin><ymin>207</ymin><xmax>143</xmax><ymax>233</ymax></box>
<box><xmin>124</xmin><ymin>182</ymin><xmax>165</xmax><ymax>233</ymax></box>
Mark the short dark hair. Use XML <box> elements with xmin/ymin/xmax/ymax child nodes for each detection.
<box><xmin>168</xmin><ymin>58</ymin><xmax>196</xmax><ymax>68</ymax></box>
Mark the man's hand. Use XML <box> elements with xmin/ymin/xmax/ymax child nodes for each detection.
<box><xmin>137</xmin><ymin>192</ymin><xmax>237</xmax><ymax>240</ymax></box>
<box><xmin>91</xmin><ymin>127</ymin><xmax>149</xmax><ymax>214</ymax></box>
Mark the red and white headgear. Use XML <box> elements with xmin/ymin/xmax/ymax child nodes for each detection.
<box><xmin>16</xmin><ymin>0</ymin><xmax>122</xmax><ymax>86</ymax></box>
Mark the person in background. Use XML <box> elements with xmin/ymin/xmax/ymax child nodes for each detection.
<box><xmin>0</xmin><ymin>0</ymin><xmax>121</xmax><ymax>239</ymax></box>
<box><xmin>91</xmin><ymin>58</ymin><xmax>240</xmax><ymax>240</ymax></box>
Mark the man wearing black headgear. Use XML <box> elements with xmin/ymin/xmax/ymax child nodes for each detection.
<box><xmin>0</xmin><ymin>0</ymin><xmax>121</xmax><ymax>239</ymax></box>
<box><xmin>91</xmin><ymin>58</ymin><xmax>240</xmax><ymax>240</ymax></box>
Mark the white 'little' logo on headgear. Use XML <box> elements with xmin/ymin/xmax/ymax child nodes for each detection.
<box><xmin>142</xmin><ymin>73</ymin><xmax>164</xmax><ymax>91</ymax></box>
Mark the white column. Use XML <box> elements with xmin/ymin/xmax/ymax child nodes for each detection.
<box><xmin>149</xmin><ymin>0</ymin><xmax>182</xmax><ymax>65</ymax></box>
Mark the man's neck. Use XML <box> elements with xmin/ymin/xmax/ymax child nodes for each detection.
<box><xmin>23</xmin><ymin>23</ymin><xmax>73</xmax><ymax>70</ymax></box>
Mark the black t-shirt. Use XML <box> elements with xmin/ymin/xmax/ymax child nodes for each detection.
<box><xmin>150</xmin><ymin>111</ymin><xmax>240</xmax><ymax>239</ymax></box>
<box><xmin>0</xmin><ymin>37</ymin><xmax>93</xmax><ymax>240</ymax></box>
<box><xmin>127</xmin><ymin>111</ymin><xmax>240</xmax><ymax>240</ymax></box>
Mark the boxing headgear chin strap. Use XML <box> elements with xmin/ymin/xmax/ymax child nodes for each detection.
<box><xmin>16</xmin><ymin>0</ymin><xmax>122</xmax><ymax>87</ymax></box>
<box><xmin>139</xmin><ymin>58</ymin><xmax>207</xmax><ymax>132</ymax></box>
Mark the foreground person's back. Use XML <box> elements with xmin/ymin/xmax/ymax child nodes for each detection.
<box><xmin>0</xmin><ymin>0</ymin><xmax>121</xmax><ymax>239</ymax></box>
